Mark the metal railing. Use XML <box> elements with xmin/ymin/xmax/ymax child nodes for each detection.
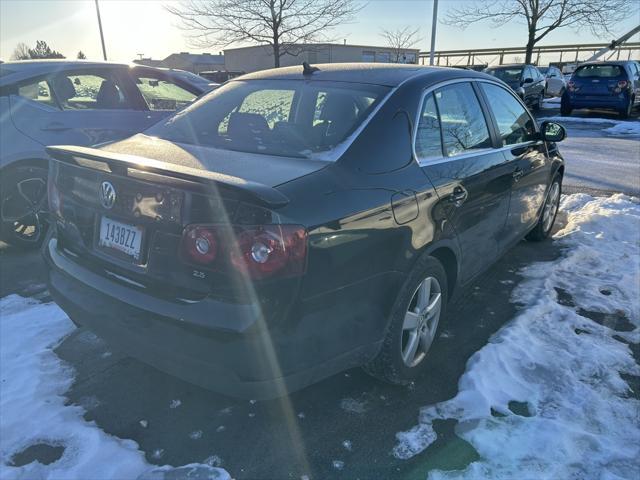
<box><xmin>419</xmin><ymin>42</ymin><xmax>640</xmax><ymax>67</ymax></box>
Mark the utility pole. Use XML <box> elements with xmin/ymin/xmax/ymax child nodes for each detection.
<box><xmin>95</xmin><ymin>0</ymin><xmax>107</xmax><ymax>60</ymax></box>
<box><xmin>429</xmin><ymin>0</ymin><xmax>438</xmax><ymax>66</ymax></box>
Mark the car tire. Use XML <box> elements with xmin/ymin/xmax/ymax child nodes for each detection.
<box><xmin>532</xmin><ymin>93</ymin><xmax>543</xmax><ymax>111</ymax></box>
<box><xmin>364</xmin><ymin>255</ymin><xmax>448</xmax><ymax>385</ymax></box>
<box><xmin>526</xmin><ymin>174</ymin><xmax>562</xmax><ymax>242</ymax></box>
<box><xmin>0</xmin><ymin>164</ymin><xmax>49</xmax><ymax>249</ymax></box>
<box><xmin>560</xmin><ymin>92</ymin><xmax>572</xmax><ymax>116</ymax></box>
<box><xmin>619</xmin><ymin>97</ymin><xmax>633</xmax><ymax>119</ymax></box>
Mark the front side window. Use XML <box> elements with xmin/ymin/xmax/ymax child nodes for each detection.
<box><xmin>134</xmin><ymin>76</ymin><xmax>197</xmax><ymax>111</ymax></box>
<box><xmin>148</xmin><ymin>79</ymin><xmax>389</xmax><ymax>159</ymax></box>
<box><xmin>433</xmin><ymin>82</ymin><xmax>491</xmax><ymax>157</ymax></box>
<box><xmin>481</xmin><ymin>83</ymin><xmax>535</xmax><ymax>145</ymax></box>
<box><xmin>50</xmin><ymin>72</ymin><xmax>131</xmax><ymax>110</ymax></box>
<box><xmin>17</xmin><ymin>79</ymin><xmax>56</xmax><ymax>107</ymax></box>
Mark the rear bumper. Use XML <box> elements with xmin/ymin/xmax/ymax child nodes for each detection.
<box><xmin>568</xmin><ymin>94</ymin><xmax>629</xmax><ymax>109</ymax></box>
<box><xmin>44</xmin><ymin>237</ymin><xmax>380</xmax><ymax>399</ymax></box>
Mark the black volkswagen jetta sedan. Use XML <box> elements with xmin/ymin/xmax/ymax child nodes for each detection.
<box><xmin>44</xmin><ymin>63</ymin><xmax>566</xmax><ymax>399</ymax></box>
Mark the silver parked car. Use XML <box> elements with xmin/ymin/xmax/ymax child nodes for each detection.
<box><xmin>538</xmin><ymin>65</ymin><xmax>567</xmax><ymax>97</ymax></box>
<box><xmin>0</xmin><ymin>60</ymin><xmax>210</xmax><ymax>247</ymax></box>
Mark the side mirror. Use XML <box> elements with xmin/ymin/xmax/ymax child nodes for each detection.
<box><xmin>523</xmin><ymin>77</ymin><xmax>534</xmax><ymax>84</ymax></box>
<box><xmin>540</xmin><ymin>121</ymin><xmax>566</xmax><ymax>142</ymax></box>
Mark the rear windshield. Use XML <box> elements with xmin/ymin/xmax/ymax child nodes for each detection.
<box><xmin>575</xmin><ymin>65</ymin><xmax>625</xmax><ymax>78</ymax></box>
<box><xmin>147</xmin><ymin>79</ymin><xmax>390</xmax><ymax>159</ymax></box>
<box><xmin>485</xmin><ymin>67</ymin><xmax>523</xmax><ymax>82</ymax></box>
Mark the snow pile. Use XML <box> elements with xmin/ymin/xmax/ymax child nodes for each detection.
<box><xmin>393</xmin><ymin>194</ymin><xmax>640</xmax><ymax>479</ymax></box>
<box><xmin>603</xmin><ymin>121</ymin><xmax>640</xmax><ymax>137</ymax></box>
<box><xmin>0</xmin><ymin>295</ymin><xmax>230</xmax><ymax>480</ymax></box>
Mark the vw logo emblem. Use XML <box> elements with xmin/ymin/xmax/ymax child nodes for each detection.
<box><xmin>100</xmin><ymin>181</ymin><xmax>116</xmax><ymax>209</ymax></box>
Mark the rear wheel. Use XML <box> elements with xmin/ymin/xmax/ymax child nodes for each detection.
<box><xmin>619</xmin><ymin>97</ymin><xmax>633</xmax><ymax>119</ymax></box>
<box><xmin>364</xmin><ymin>256</ymin><xmax>448</xmax><ymax>384</ymax></box>
<box><xmin>560</xmin><ymin>93</ymin><xmax>572</xmax><ymax>116</ymax></box>
<box><xmin>527</xmin><ymin>175</ymin><xmax>561</xmax><ymax>241</ymax></box>
<box><xmin>0</xmin><ymin>164</ymin><xmax>49</xmax><ymax>249</ymax></box>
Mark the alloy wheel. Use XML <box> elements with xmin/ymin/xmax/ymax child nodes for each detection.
<box><xmin>1</xmin><ymin>176</ymin><xmax>48</xmax><ymax>245</ymax></box>
<box><xmin>542</xmin><ymin>182</ymin><xmax>560</xmax><ymax>233</ymax></box>
<box><xmin>401</xmin><ymin>276</ymin><xmax>442</xmax><ymax>367</ymax></box>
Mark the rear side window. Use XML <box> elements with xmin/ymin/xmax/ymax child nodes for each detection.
<box><xmin>415</xmin><ymin>93</ymin><xmax>443</xmax><ymax>160</ymax></box>
<box><xmin>17</xmin><ymin>79</ymin><xmax>57</xmax><ymax>107</ymax></box>
<box><xmin>575</xmin><ymin>65</ymin><xmax>625</xmax><ymax>78</ymax></box>
<box><xmin>433</xmin><ymin>82</ymin><xmax>491</xmax><ymax>157</ymax></box>
<box><xmin>481</xmin><ymin>83</ymin><xmax>535</xmax><ymax>146</ymax></box>
<box><xmin>50</xmin><ymin>72</ymin><xmax>131</xmax><ymax>110</ymax></box>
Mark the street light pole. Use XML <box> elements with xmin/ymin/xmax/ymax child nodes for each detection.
<box><xmin>429</xmin><ymin>0</ymin><xmax>438</xmax><ymax>66</ymax></box>
<box><xmin>95</xmin><ymin>0</ymin><xmax>107</xmax><ymax>60</ymax></box>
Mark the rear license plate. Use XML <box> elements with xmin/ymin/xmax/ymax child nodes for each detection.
<box><xmin>98</xmin><ymin>216</ymin><xmax>144</xmax><ymax>261</ymax></box>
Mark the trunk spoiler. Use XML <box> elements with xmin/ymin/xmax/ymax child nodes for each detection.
<box><xmin>46</xmin><ymin>145</ymin><xmax>289</xmax><ymax>209</ymax></box>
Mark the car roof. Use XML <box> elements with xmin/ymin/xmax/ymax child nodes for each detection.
<box><xmin>576</xmin><ymin>61</ymin><xmax>634</xmax><ymax>67</ymax></box>
<box><xmin>0</xmin><ymin>60</ymin><xmax>199</xmax><ymax>86</ymax></box>
<box><xmin>232</xmin><ymin>63</ymin><xmax>487</xmax><ymax>87</ymax></box>
<box><xmin>486</xmin><ymin>64</ymin><xmax>531</xmax><ymax>69</ymax></box>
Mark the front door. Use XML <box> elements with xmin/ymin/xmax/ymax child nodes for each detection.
<box><xmin>415</xmin><ymin>81</ymin><xmax>512</xmax><ymax>283</ymax></box>
<box><xmin>478</xmin><ymin>82</ymin><xmax>550</xmax><ymax>248</ymax></box>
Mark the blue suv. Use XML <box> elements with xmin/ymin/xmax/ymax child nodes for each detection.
<box><xmin>561</xmin><ymin>61</ymin><xmax>640</xmax><ymax>118</ymax></box>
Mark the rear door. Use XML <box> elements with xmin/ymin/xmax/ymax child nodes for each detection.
<box><xmin>478</xmin><ymin>81</ymin><xmax>549</xmax><ymax>247</ymax></box>
<box><xmin>10</xmin><ymin>66</ymin><xmax>151</xmax><ymax>147</ymax></box>
<box><xmin>416</xmin><ymin>81</ymin><xmax>512</xmax><ymax>283</ymax></box>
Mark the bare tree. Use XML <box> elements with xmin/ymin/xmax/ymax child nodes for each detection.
<box><xmin>380</xmin><ymin>26</ymin><xmax>421</xmax><ymax>63</ymax></box>
<box><xmin>10</xmin><ymin>43</ymin><xmax>31</xmax><ymax>60</ymax></box>
<box><xmin>166</xmin><ymin>0</ymin><xmax>361</xmax><ymax>68</ymax></box>
<box><xmin>443</xmin><ymin>0</ymin><xmax>628</xmax><ymax>64</ymax></box>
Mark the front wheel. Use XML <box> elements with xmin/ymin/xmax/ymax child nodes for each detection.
<box><xmin>364</xmin><ymin>256</ymin><xmax>448</xmax><ymax>384</ymax></box>
<box><xmin>527</xmin><ymin>175</ymin><xmax>561</xmax><ymax>241</ymax></box>
<box><xmin>0</xmin><ymin>164</ymin><xmax>49</xmax><ymax>249</ymax></box>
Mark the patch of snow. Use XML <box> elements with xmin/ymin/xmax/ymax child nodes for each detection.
<box><xmin>393</xmin><ymin>194</ymin><xmax>640</xmax><ymax>479</ymax></box>
<box><xmin>215</xmin><ymin>425</ymin><xmax>226</xmax><ymax>433</ymax></box>
<box><xmin>0</xmin><ymin>295</ymin><xmax>230</xmax><ymax>480</ymax></box>
<box><xmin>139</xmin><ymin>420</ymin><xmax>149</xmax><ymax>429</ymax></box>
<box><xmin>342</xmin><ymin>440</ymin><xmax>353</xmax><ymax>451</ymax></box>
<box><xmin>203</xmin><ymin>455</ymin><xmax>223</xmax><ymax>468</ymax></box>
<box><xmin>297</xmin><ymin>412</ymin><xmax>305</xmax><ymax>419</ymax></box>
<box><xmin>603</xmin><ymin>121</ymin><xmax>640</xmax><ymax>137</ymax></box>
<box><xmin>339</xmin><ymin>397</ymin><xmax>368</xmax><ymax>414</ymax></box>
<box><xmin>189</xmin><ymin>430</ymin><xmax>203</xmax><ymax>440</ymax></box>
<box><xmin>332</xmin><ymin>460</ymin><xmax>345</xmax><ymax>470</ymax></box>
<box><xmin>168</xmin><ymin>399</ymin><xmax>181</xmax><ymax>409</ymax></box>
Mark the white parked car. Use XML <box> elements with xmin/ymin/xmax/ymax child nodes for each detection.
<box><xmin>0</xmin><ymin>60</ymin><xmax>211</xmax><ymax>247</ymax></box>
<box><xmin>538</xmin><ymin>66</ymin><xmax>567</xmax><ymax>97</ymax></box>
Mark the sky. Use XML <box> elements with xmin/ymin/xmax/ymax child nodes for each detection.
<box><xmin>1</xmin><ymin>0</ymin><xmax>639</xmax><ymax>62</ymax></box>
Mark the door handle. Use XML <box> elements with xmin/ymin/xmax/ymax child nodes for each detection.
<box><xmin>447</xmin><ymin>186</ymin><xmax>468</xmax><ymax>207</ymax></box>
<box><xmin>512</xmin><ymin>167</ymin><xmax>524</xmax><ymax>181</ymax></box>
<box><xmin>41</xmin><ymin>122</ymin><xmax>71</xmax><ymax>132</ymax></box>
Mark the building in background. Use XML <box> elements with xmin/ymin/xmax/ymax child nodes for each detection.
<box><xmin>134</xmin><ymin>52</ymin><xmax>224</xmax><ymax>74</ymax></box>
<box><xmin>223</xmin><ymin>43</ymin><xmax>420</xmax><ymax>73</ymax></box>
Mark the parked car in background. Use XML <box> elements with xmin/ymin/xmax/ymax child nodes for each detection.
<box><xmin>538</xmin><ymin>65</ymin><xmax>566</xmax><ymax>97</ymax></box>
<box><xmin>0</xmin><ymin>60</ymin><xmax>210</xmax><ymax>248</ymax></box>
<box><xmin>562</xmin><ymin>61</ymin><xmax>640</xmax><ymax>118</ymax></box>
<box><xmin>44</xmin><ymin>64</ymin><xmax>566</xmax><ymax>399</ymax></box>
<box><xmin>199</xmin><ymin>70</ymin><xmax>244</xmax><ymax>83</ymax></box>
<box><xmin>484</xmin><ymin>64</ymin><xmax>546</xmax><ymax>110</ymax></box>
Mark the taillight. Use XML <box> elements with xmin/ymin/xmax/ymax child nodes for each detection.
<box><xmin>182</xmin><ymin>225</ymin><xmax>218</xmax><ymax>264</ymax></box>
<box><xmin>614</xmin><ymin>80</ymin><xmax>629</xmax><ymax>93</ymax></box>
<box><xmin>180</xmin><ymin>224</ymin><xmax>307</xmax><ymax>280</ymax></box>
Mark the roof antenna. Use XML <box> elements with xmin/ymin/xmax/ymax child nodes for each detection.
<box><xmin>302</xmin><ymin>61</ymin><xmax>320</xmax><ymax>75</ymax></box>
